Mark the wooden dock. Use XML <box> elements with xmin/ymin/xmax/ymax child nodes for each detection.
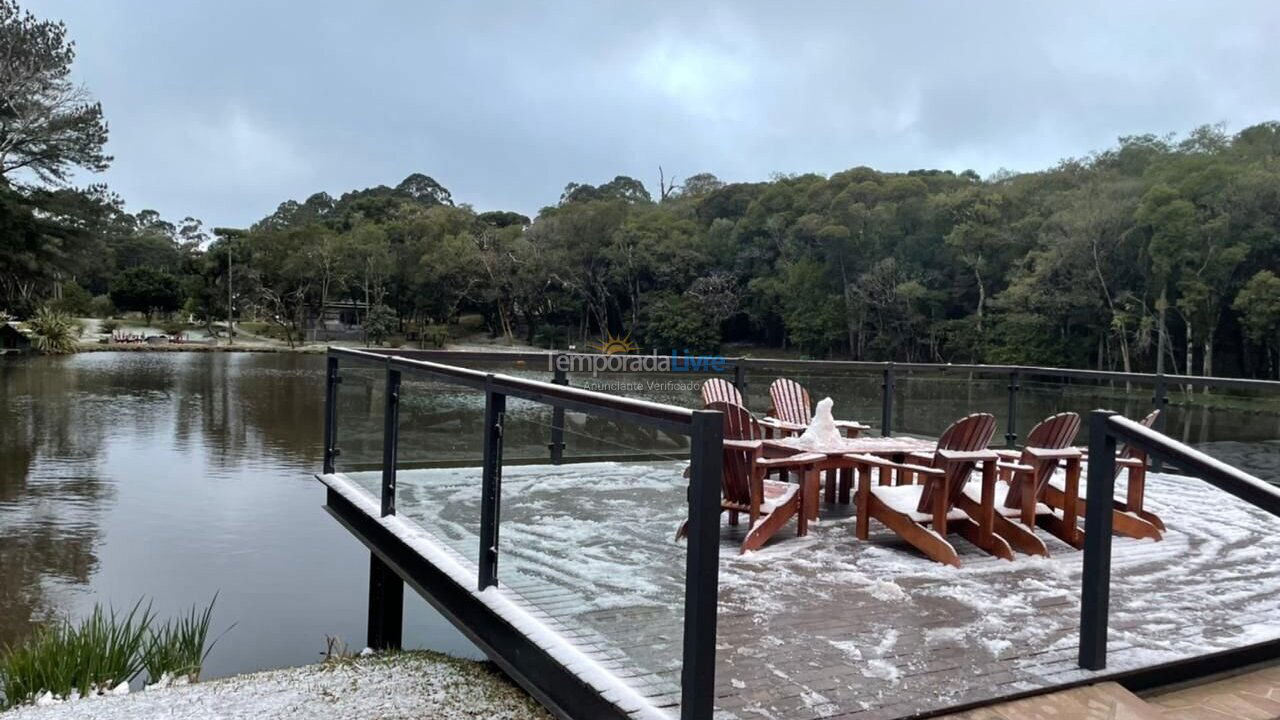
<box><xmin>319</xmin><ymin>460</ymin><xmax>1280</xmax><ymax>719</ymax></box>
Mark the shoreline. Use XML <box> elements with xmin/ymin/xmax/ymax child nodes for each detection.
<box><xmin>0</xmin><ymin>650</ymin><xmax>551</xmax><ymax>719</ymax></box>
<box><xmin>77</xmin><ymin>343</ymin><xmax>325</xmax><ymax>353</ymax></box>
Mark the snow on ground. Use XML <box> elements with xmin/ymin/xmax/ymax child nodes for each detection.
<box><xmin>1</xmin><ymin>651</ymin><xmax>550</xmax><ymax>720</ymax></box>
<box><xmin>345</xmin><ymin>460</ymin><xmax>1280</xmax><ymax>719</ymax></box>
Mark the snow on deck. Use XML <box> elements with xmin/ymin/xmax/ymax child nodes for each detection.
<box><xmin>340</xmin><ymin>461</ymin><xmax>1280</xmax><ymax>720</ymax></box>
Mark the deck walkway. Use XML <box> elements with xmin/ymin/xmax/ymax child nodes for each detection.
<box><xmin>327</xmin><ymin>460</ymin><xmax>1280</xmax><ymax>719</ymax></box>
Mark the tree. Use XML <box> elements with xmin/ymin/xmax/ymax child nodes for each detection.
<box><xmin>0</xmin><ymin>0</ymin><xmax>110</xmax><ymax>184</ymax></box>
<box><xmin>1234</xmin><ymin>271</ymin><xmax>1280</xmax><ymax>377</ymax></box>
<box><xmin>109</xmin><ymin>266</ymin><xmax>181</xmax><ymax>326</ymax></box>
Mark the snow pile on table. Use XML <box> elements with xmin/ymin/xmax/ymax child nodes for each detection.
<box><xmin>794</xmin><ymin>397</ymin><xmax>843</xmax><ymax>448</ymax></box>
<box><xmin>2</xmin><ymin>651</ymin><xmax>551</xmax><ymax>720</ymax></box>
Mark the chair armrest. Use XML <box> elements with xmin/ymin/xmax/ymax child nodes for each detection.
<box><xmin>842</xmin><ymin>453</ymin><xmax>944</xmax><ymax>476</ymax></box>
<box><xmin>994</xmin><ymin>449</ymin><xmax>1022</xmax><ymax>459</ymax></box>
<box><xmin>1115</xmin><ymin>456</ymin><xmax>1145</xmax><ymax>468</ymax></box>
<box><xmin>906</xmin><ymin>450</ymin><xmax>935</xmax><ymax>463</ymax></box>
<box><xmin>833</xmin><ymin>420</ymin><xmax>872</xmax><ymax>430</ymax></box>
<box><xmin>936</xmin><ymin>449</ymin><xmax>1000</xmax><ymax>462</ymax></box>
<box><xmin>760</xmin><ymin>417</ymin><xmax>806</xmax><ymax>432</ymax></box>
<box><xmin>724</xmin><ymin>439</ymin><xmax>763</xmax><ymax>451</ymax></box>
<box><xmin>757</xmin><ymin>452</ymin><xmax>826</xmax><ymax>468</ymax></box>
<box><xmin>996</xmin><ymin>460</ymin><xmax>1035</xmax><ymax>473</ymax></box>
<box><xmin>1023</xmin><ymin>446</ymin><xmax>1082</xmax><ymax>460</ymax></box>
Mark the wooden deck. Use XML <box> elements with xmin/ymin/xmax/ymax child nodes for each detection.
<box><xmin>326</xmin><ymin>460</ymin><xmax>1280</xmax><ymax>719</ymax></box>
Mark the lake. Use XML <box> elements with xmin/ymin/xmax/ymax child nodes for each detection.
<box><xmin>2</xmin><ymin>351</ymin><xmax>1277</xmax><ymax>679</ymax></box>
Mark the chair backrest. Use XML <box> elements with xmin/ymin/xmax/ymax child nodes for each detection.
<box><xmin>918</xmin><ymin>413</ymin><xmax>997</xmax><ymax>514</ymax></box>
<box><xmin>769</xmin><ymin>378</ymin><xmax>812</xmax><ymax>425</ymax></box>
<box><xmin>1117</xmin><ymin>409</ymin><xmax>1160</xmax><ymax>469</ymax></box>
<box><xmin>705</xmin><ymin>400</ymin><xmax>762</xmax><ymax>508</ymax></box>
<box><xmin>701</xmin><ymin>378</ymin><xmax>743</xmax><ymax>408</ymax></box>
<box><xmin>1005</xmin><ymin>412</ymin><xmax>1080</xmax><ymax>508</ymax></box>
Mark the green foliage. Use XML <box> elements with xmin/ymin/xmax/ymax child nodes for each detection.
<box><xmin>0</xmin><ymin>601</ymin><xmax>152</xmax><ymax>709</ymax></box>
<box><xmin>51</xmin><ymin>281</ymin><xmax>93</xmax><ymax>315</ymax></box>
<box><xmin>1234</xmin><ymin>271</ymin><xmax>1280</xmax><ymax>346</ymax></box>
<box><xmin>363</xmin><ymin>303</ymin><xmax>396</xmax><ymax>346</ymax></box>
<box><xmin>109</xmin><ymin>266</ymin><xmax>182</xmax><ymax>325</ymax></box>
<box><xmin>90</xmin><ymin>294</ymin><xmax>115</xmax><ymax>318</ymax></box>
<box><xmin>142</xmin><ymin>596</ymin><xmax>222</xmax><ymax>683</ymax></box>
<box><xmin>27</xmin><ymin>306</ymin><xmax>79</xmax><ymax>354</ymax></box>
<box><xmin>99</xmin><ymin>318</ymin><xmax>119</xmax><ymax>334</ymax></box>
<box><xmin>640</xmin><ymin>292</ymin><xmax>721</xmax><ymax>353</ymax></box>
<box><xmin>159</xmin><ymin>319</ymin><xmax>189</xmax><ymax>337</ymax></box>
<box><xmin>420</xmin><ymin>324</ymin><xmax>450</xmax><ymax>348</ymax></box>
<box><xmin>0</xmin><ymin>0</ymin><xmax>111</xmax><ymax>185</ymax></box>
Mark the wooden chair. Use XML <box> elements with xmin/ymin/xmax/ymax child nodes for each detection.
<box><xmin>846</xmin><ymin>413</ymin><xmax>1013</xmax><ymax>566</ymax></box>
<box><xmin>700</xmin><ymin>377</ymin><xmax>742</xmax><ymax>408</ymax></box>
<box><xmin>763</xmin><ymin>378</ymin><xmax>871</xmax><ymax>438</ymax></box>
<box><xmin>961</xmin><ymin>412</ymin><xmax>1083</xmax><ymax>555</ymax></box>
<box><xmin>1042</xmin><ymin>410</ymin><xmax>1163</xmax><ymax>541</ymax></box>
<box><xmin>675</xmin><ymin>401</ymin><xmax>824</xmax><ymax>553</ymax></box>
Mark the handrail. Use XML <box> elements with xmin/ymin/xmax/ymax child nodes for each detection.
<box><xmin>332</xmin><ymin>347</ymin><xmax>697</xmax><ymax>432</ymax></box>
<box><xmin>1106</xmin><ymin>415</ymin><xmax>1280</xmax><ymax>515</ymax></box>
<box><xmin>365</xmin><ymin>346</ymin><xmax>1280</xmax><ymax>391</ymax></box>
<box><xmin>1078</xmin><ymin>409</ymin><xmax>1280</xmax><ymax>672</ymax></box>
<box><xmin>323</xmin><ymin>346</ymin><xmax>722</xmax><ymax>718</ymax></box>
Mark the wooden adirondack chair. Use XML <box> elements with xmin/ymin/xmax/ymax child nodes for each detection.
<box><xmin>700</xmin><ymin>378</ymin><xmax>742</xmax><ymax>408</ymax></box>
<box><xmin>675</xmin><ymin>401</ymin><xmax>824</xmax><ymax>553</ymax></box>
<box><xmin>763</xmin><ymin>378</ymin><xmax>872</xmax><ymax>438</ymax></box>
<box><xmin>959</xmin><ymin>412</ymin><xmax>1083</xmax><ymax>555</ymax></box>
<box><xmin>846</xmin><ymin>413</ymin><xmax>1012</xmax><ymax>567</ymax></box>
<box><xmin>1041</xmin><ymin>409</ymin><xmax>1163</xmax><ymax>541</ymax></box>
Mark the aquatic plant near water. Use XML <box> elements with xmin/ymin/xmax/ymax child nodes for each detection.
<box><xmin>143</xmin><ymin>595</ymin><xmax>225</xmax><ymax>683</ymax></box>
<box><xmin>0</xmin><ymin>600</ymin><xmax>153</xmax><ymax>709</ymax></box>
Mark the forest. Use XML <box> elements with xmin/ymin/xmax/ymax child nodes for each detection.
<box><xmin>4</xmin><ymin>0</ymin><xmax>1280</xmax><ymax>378</ymax></box>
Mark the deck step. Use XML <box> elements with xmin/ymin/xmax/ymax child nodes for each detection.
<box><xmin>937</xmin><ymin>681</ymin><xmax>1165</xmax><ymax>719</ymax></box>
<box><xmin>1142</xmin><ymin>661</ymin><xmax>1280</xmax><ymax>719</ymax></box>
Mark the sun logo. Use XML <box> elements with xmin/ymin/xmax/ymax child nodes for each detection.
<box><xmin>590</xmin><ymin>331</ymin><xmax>638</xmax><ymax>355</ymax></box>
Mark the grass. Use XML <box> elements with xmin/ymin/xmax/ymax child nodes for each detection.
<box><xmin>0</xmin><ymin>597</ymin><xmax>225</xmax><ymax>710</ymax></box>
<box><xmin>0</xmin><ymin>601</ymin><xmax>153</xmax><ymax>709</ymax></box>
<box><xmin>142</xmin><ymin>595</ymin><xmax>225</xmax><ymax>684</ymax></box>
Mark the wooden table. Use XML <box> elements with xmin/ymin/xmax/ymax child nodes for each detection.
<box><xmin>764</xmin><ymin>436</ymin><xmax>939</xmax><ymax>519</ymax></box>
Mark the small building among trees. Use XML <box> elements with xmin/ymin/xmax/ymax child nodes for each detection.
<box><xmin>0</xmin><ymin>323</ymin><xmax>33</xmax><ymax>355</ymax></box>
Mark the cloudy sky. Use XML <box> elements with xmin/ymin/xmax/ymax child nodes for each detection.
<box><xmin>36</xmin><ymin>0</ymin><xmax>1280</xmax><ymax>228</ymax></box>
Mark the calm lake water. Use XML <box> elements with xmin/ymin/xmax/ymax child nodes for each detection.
<box><xmin>2</xmin><ymin>351</ymin><xmax>1278</xmax><ymax>679</ymax></box>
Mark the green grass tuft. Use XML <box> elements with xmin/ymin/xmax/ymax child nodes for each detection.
<box><xmin>0</xmin><ymin>600</ymin><xmax>153</xmax><ymax>709</ymax></box>
<box><xmin>143</xmin><ymin>594</ymin><xmax>225</xmax><ymax>683</ymax></box>
<box><xmin>0</xmin><ymin>596</ymin><xmax>226</xmax><ymax>710</ymax></box>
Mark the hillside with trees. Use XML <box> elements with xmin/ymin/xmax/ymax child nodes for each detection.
<box><xmin>3</xmin><ymin>0</ymin><xmax>1280</xmax><ymax>378</ymax></box>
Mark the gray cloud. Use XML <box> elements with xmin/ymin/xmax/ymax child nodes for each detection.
<box><xmin>38</xmin><ymin>0</ymin><xmax>1280</xmax><ymax>227</ymax></box>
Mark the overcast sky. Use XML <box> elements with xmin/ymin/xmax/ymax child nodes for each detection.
<box><xmin>35</xmin><ymin>0</ymin><xmax>1280</xmax><ymax>228</ymax></box>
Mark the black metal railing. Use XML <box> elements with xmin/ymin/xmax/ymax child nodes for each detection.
<box><xmin>359</xmin><ymin>348</ymin><xmax>1280</xmax><ymax>453</ymax></box>
<box><xmin>1078</xmin><ymin>410</ymin><xmax>1280</xmax><ymax>670</ymax></box>
<box><xmin>322</xmin><ymin>347</ymin><xmax>723</xmax><ymax>720</ymax></box>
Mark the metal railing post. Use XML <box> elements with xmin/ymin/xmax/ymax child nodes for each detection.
<box><xmin>478</xmin><ymin>382</ymin><xmax>506</xmax><ymax>590</ymax></box>
<box><xmin>323</xmin><ymin>355</ymin><xmax>342</xmax><ymax>474</ymax></box>
<box><xmin>733</xmin><ymin>360</ymin><xmax>749</xmax><ymax>398</ymax></box>
<box><xmin>1152</xmin><ymin>373</ymin><xmax>1169</xmax><ymax>472</ymax></box>
<box><xmin>549</xmin><ymin>358</ymin><xmax>567</xmax><ymax>465</ymax></box>
<box><xmin>881</xmin><ymin>363</ymin><xmax>895</xmax><ymax>437</ymax></box>
<box><xmin>381</xmin><ymin>366</ymin><xmax>401</xmax><ymax>517</ymax></box>
<box><xmin>681</xmin><ymin>409</ymin><xmax>722</xmax><ymax>720</ymax></box>
<box><xmin>1005</xmin><ymin>369</ymin><xmax>1021</xmax><ymax>448</ymax></box>
<box><xmin>1079</xmin><ymin>410</ymin><xmax>1117</xmax><ymax>670</ymax></box>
